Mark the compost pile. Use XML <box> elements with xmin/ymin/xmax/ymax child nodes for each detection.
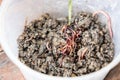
<box><xmin>18</xmin><ymin>12</ymin><xmax>114</xmax><ymax>77</ymax></box>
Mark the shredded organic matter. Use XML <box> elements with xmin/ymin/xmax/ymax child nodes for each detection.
<box><xmin>18</xmin><ymin>12</ymin><xmax>114</xmax><ymax>77</ymax></box>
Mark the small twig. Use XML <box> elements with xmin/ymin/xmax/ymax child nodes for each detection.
<box><xmin>93</xmin><ymin>10</ymin><xmax>113</xmax><ymax>39</ymax></box>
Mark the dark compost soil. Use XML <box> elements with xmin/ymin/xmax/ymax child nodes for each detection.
<box><xmin>17</xmin><ymin>12</ymin><xmax>114</xmax><ymax>77</ymax></box>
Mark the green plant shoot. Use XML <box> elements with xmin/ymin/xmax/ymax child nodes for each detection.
<box><xmin>68</xmin><ymin>0</ymin><xmax>72</xmax><ymax>25</ymax></box>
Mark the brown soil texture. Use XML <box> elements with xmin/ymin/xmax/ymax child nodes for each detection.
<box><xmin>18</xmin><ymin>12</ymin><xmax>114</xmax><ymax>77</ymax></box>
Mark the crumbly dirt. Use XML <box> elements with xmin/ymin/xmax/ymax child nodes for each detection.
<box><xmin>17</xmin><ymin>12</ymin><xmax>114</xmax><ymax>77</ymax></box>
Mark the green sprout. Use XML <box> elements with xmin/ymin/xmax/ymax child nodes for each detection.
<box><xmin>68</xmin><ymin>0</ymin><xmax>72</xmax><ymax>25</ymax></box>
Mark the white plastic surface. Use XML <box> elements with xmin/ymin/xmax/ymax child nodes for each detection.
<box><xmin>0</xmin><ymin>0</ymin><xmax>120</xmax><ymax>80</ymax></box>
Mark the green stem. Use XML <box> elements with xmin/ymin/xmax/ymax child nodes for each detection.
<box><xmin>68</xmin><ymin>0</ymin><xmax>72</xmax><ymax>25</ymax></box>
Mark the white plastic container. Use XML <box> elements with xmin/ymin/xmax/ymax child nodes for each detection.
<box><xmin>0</xmin><ymin>0</ymin><xmax>120</xmax><ymax>80</ymax></box>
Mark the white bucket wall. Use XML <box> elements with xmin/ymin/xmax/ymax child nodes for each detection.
<box><xmin>0</xmin><ymin>0</ymin><xmax>120</xmax><ymax>80</ymax></box>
